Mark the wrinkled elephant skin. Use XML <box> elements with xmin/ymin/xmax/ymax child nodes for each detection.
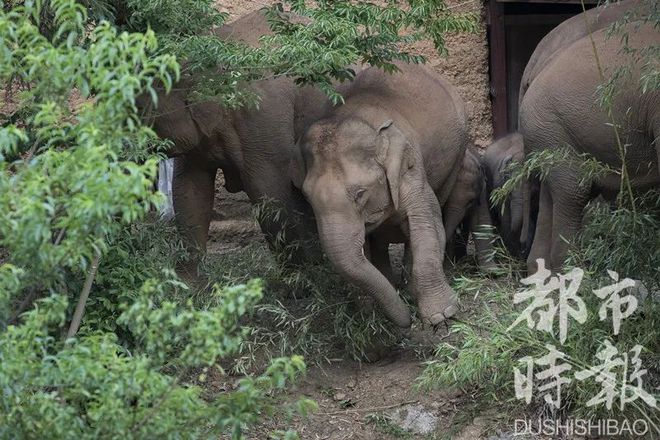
<box><xmin>519</xmin><ymin>16</ymin><xmax>659</xmax><ymax>273</ymax></box>
<box><xmin>138</xmin><ymin>11</ymin><xmax>336</xmax><ymax>279</ymax></box>
<box><xmin>292</xmin><ymin>63</ymin><xmax>470</xmax><ymax>327</ymax></box>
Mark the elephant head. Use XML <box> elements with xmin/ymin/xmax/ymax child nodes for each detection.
<box><xmin>482</xmin><ymin>133</ymin><xmax>525</xmax><ymax>257</ymax></box>
<box><xmin>291</xmin><ymin>117</ymin><xmax>455</xmax><ymax>328</ymax></box>
<box><xmin>136</xmin><ymin>76</ymin><xmax>224</xmax><ymax>157</ymax></box>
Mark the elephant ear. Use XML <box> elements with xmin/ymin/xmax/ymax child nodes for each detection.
<box><xmin>289</xmin><ymin>139</ymin><xmax>306</xmax><ymax>189</ymax></box>
<box><xmin>188</xmin><ymin>101</ymin><xmax>222</xmax><ymax>139</ymax></box>
<box><xmin>375</xmin><ymin>120</ymin><xmax>413</xmax><ymax>211</ymax></box>
<box><xmin>498</xmin><ymin>154</ymin><xmax>513</xmax><ymax>181</ymax></box>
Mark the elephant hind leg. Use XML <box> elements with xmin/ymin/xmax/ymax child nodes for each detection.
<box><xmin>527</xmin><ymin>181</ymin><xmax>553</xmax><ymax>274</ymax></box>
<box><xmin>526</xmin><ymin>175</ymin><xmax>590</xmax><ymax>274</ymax></box>
<box><xmin>548</xmin><ymin>179</ymin><xmax>589</xmax><ymax>272</ymax></box>
<box><xmin>172</xmin><ymin>156</ymin><xmax>217</xmax><ymax>282</ymax></box>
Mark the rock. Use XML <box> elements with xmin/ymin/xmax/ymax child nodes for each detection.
<box><xmin>333</xmin><ymin>392</ymin><xmax>346</xmax><ymax>401</ymax></box>
<box><xmin>389</xmin><ymin>404</ymin><xmax>438</xmax><ymax>435</ymax></box>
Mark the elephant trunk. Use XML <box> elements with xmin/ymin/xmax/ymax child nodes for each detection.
<box><xmin>509</xmin><ymin>186</ymin><xmax>523</xmax><ymax>237</ymax></box>
<box><xmin>316</xmin><ymin>213</ymin><xmax>411</xmax><ymax>328</ymax></box>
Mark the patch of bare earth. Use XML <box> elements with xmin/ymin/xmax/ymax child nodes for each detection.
<box><xmin>273</xmin><ymin>351</ymin><xmax>466</xmax><ymax>439</ymax></box>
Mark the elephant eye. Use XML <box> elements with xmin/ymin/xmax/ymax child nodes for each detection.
<box><xmin>354</xmin><ymin>188</ymin><xmax>367</xmax><ymax>201</ymax></box>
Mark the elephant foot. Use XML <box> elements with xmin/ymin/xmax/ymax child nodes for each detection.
<box><xmin>175</xmin><ymin>260</ymin><xmax>208</xmax><ymax>288</ymax></box>
<box><xmin>417</xmin><ymin>291</ymin><xmax>459</xmax><ymax>326</ymax></box>
<box><xmin>479</xmin><ymin>261</ymin><xmax>499</xmax><ymax>276</ymax></box>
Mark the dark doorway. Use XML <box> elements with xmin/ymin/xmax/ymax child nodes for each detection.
<box><xmin>487</xmin><ymin>0</ymin><xmax>599</xmax><ymax>138</ymax></box>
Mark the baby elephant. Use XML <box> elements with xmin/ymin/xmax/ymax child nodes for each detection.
<box><xmin>443</xmin><ymin>147</ymin><xmax>496</xmax><ymax>271</ymax></box>
<box><xmin>290</xmin><ymin>63</ymin><xmax>470</xmax><ymax>328</ymax></box>
<box><xmin>481</xmin><ymin>133</ymin><xmax>525</xmax><ymax>258</ymax></box>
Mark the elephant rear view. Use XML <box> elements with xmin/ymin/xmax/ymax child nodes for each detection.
<box><xmin>519</xmin><ymin>20</ymin><xmax>659</xmax><ymax>273</ymax></box>
<box><xmin>291</xmin><ymin>63</ymin><xmax>470</xmax><ymax>327</ymax></box>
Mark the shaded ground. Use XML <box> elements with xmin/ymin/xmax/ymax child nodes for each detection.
<box><xmin>205</xmin><ymin>189</ymin><xmax>528</xmax><ymax>439</ymax></box>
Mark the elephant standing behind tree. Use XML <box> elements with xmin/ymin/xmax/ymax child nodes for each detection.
<box><xmin>139</xmin><ymin>11</ymin><xmax>336</xmax><ymax>278</ymax></box>
<box><xmin>291</xmin><ymin>63</ymin><xmax>470</xmax><ymax>327</ymax></box>
<box><xmin>519</xmin><ymin>19</ymin><xmax>659</xmax><ymax>273</ymax></box>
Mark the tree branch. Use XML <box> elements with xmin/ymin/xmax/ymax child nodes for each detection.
<box><xmin>67</xmin><ymin>249</ymin><xmax>101</xmax><ymax>338</ymax></box>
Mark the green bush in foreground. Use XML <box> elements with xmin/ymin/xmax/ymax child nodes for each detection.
<box><xmin>0</xmin><ymin>2</ymin><xmax>312</xmax><ymax>438</ymax></box>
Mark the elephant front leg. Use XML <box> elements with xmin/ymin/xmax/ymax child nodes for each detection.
<box><xmin>172</xmin><ymin>156</ymin><xmax>217</xmax><ymax>283</ymax></box>
<box><xmin>403</xmin><ymin>182</ymin><xmax>458</xmax><ymax>325</ymax></box>
<box><xmin>469</xmin><ymin>191</ymin><xmax>497</xmax><ymax>272</ymax></box>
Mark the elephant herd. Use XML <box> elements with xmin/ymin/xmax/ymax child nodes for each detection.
<box><xmin>141</xmin><ymin>1</ymin><xmax>659</xmax><ymax>328</ymax></box>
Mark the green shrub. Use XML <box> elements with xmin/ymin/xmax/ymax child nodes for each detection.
<box><xmin>418</xmin><ymin>194</ymin><xmax>660</xmax><ymax>429</ymax></box>
<box><xmin>0</xmin><ymin>2</ymin><xmax>312</xmax><ymax>438</ymax></box>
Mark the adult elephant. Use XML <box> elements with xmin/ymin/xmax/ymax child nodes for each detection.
<box><xmin>517</xmin><ymin>0</ymin><xmax>651</xmax><ymax>256</ymax></box>
<box><xmin>290</xmin><ymin>63</ymin><xmax>469</xmax><ymax>328</ymax></box>
<box><xmin>139</xmin><ymin>11</ymin><xmax>336</xmax><ymax>278</ymax></box>
<box><xmin>519</xmin><ymin>20</ymin><xmax>659</xmax><ymax>273</ymax></box>
<box><xmin>518</xmin><ymin>0</ymin><xmax>648</xmax><ymax>110</ymax></box>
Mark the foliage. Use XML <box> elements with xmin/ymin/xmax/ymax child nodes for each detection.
<box><xmin>200</xmin><ymin>240</ymin><xmax>405</xmax><ymax>371</ymax></box>
<box><xmin>0</xmin><ymin>1</ymin><xmax>314</xmax><ymax>438</ymax></box>
<box><xmin>418</xmin><ymin>192</ymin><xmax>660</xmax><ymax>428</ymax></box>
<box><xmin>89</xmin><ymin>0</ymin><xmax>479</xmax><ymax>106</ymax></box>
<box><xmin>568</xmin><ymin>191</ymin><xmax>660</xmax><ymax>293</ymax></box>
<box><xmin>489</xmin><ymin>147</ymin><xmax>613</xmax><ymax>210</ymax></box>
<box><xmin>418</xmin><ymin>281</ymin><xmax>660</xmax><ymax>428</ymax></box>
<box><xmin>0</xmin><ymin>281</ymin><xmax>313</xmax><ymax>439</ymax></box>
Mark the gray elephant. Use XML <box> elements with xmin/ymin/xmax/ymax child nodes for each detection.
<box><xmin>139</xmin><ymin>11</ymin><xmax>336</xmax><ymax>278</ymax></box>
<box><xmin>481</xmin><ymin>133</ymin><xmax>525</xmax><ymax>257</ymax></box>
<box><xmin>518</xmin><ymin>0</ymin><xmax>648</xmax><ymax>111</ymax></box>
<box><xmin>444</xmin><ymin>146</ymin><xmax>497</xmax><ymax>270</ymax></box>
<box><xmin>519</xmin><ymin>18</ymin><xmax>659</xmax><ymax>273</ymax></box>
<box><xmin>290</xmin><ymin>63</ymin><xmax>470</xmax><ymax>327</ymax></box>
<box><xmin>516</xmin><ymin>0</ymin><xmax>650</xmax><ymax>257</ymax></box>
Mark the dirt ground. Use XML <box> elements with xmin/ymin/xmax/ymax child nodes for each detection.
<box><xmin>204</xmin><ymin>200</ymin><xmax>521</xmax><ymax>439</ymax></box>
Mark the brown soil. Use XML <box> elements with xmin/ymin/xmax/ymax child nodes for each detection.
<box><xmin>205</xmin><ymin>207</ymin><xmax>514</xmax><ymax>439</ymax></box>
